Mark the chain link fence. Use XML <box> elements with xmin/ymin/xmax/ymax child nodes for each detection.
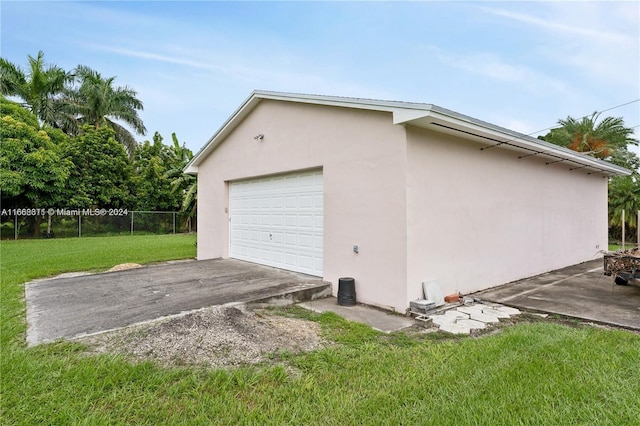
<box><xmin>1</xmin><ymin>210</ymin><xmax>196</xmax><ymax>240</ymax></box>
<box><xmin>609</xmin><ymin>209</ymin><xmax>639</xmax><ymax>249</ymax></box>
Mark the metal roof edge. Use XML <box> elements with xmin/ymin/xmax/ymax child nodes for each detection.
<box><xmin>426</xmin><ymin>105</ymin><xmax>631</xmax><ymax>176</ymax></box>
<box><xmin>185</xmin><ymin>90</ymin><xmax>631</xmax><ymax>177</ymax></box>
<box><xmin>185</xmin><ymin>90</ymin><xmax>431</xmax><ymax>173</ymax></box>
<box><xmin>185</xmin><ymin>91</ymin><xmax>262</xmax><ymax>173</ymax></box>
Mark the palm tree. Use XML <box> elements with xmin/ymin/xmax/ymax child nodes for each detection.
<box><xmin>609</xmin><ymin>176</ymin><xmax>640</xmax><ymax>229</ymax></box>
<box><xmin>65</xmin><ymin>65</ymin><xmax>146</xmax><ymax>156</ymax></box>
<box><xmin>166</xmin><ymin>133</ymin><xmax>197</xmax><ymax>230</ymax></box>
<box><xmin>543</xmin><ymin>112</ymin><xmax>637</xmax><ymax>160</ymax></box>
<box><xmin>0</xmin><ymin>51</ymin><xmax>71</xmax><ymax>128</ymax></box>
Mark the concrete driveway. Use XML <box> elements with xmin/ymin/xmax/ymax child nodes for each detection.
<box><xmin>475</xmin><ymin>259</ymin><xmax>640</xmax><ymax>330</ymax></box>
<box><xmin>25</xmin><ymin>259</ymin><xmax>329</xmax><ymax>345</ymax></box>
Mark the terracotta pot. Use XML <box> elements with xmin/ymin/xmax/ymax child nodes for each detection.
<box><xmin>444</xmin><ymin>293</ymin><xmax>461</xmax><ymax>303</ymax></box>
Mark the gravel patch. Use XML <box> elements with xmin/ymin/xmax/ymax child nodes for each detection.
<box><xmin>81</xmin><ymin>305</ymin><xmax>326</xmax><ymax>368</ymax></box>
<box><xmin>107</xmin><ymin>263</ymin><xmax>142</xmax><ymax>272</ymax></box>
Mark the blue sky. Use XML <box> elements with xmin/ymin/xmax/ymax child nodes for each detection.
<box><xmin>2</xmin><ymin>1</ymin><xmax>639</xmax><ymax>157</ymax></box>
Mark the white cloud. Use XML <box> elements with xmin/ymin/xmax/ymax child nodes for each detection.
<box><xmin>423</xmin><ymin>45</ymin><xmax>568</xmax><ymax>94</ymax></box>
<box><xmin>482</xmin><ymin>4</ymin><xmax>639</xmax><ymax>90</ymax></box>
<box><xmin>482</xmin><ymin>6</ymin><xmax>635</xmax><ymax>45</ymax></box>
<box><xmin>89</xmin><ymin>45</ymin><xmax>223</xmax><ymax>72</ymax></box>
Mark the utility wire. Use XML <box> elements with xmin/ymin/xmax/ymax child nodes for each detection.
<box><xmin>476</xmin><ymin>98</ymin><xmax>640</xmax><ymax>174</ymax></box>
<box><xmin>523</xmin><ymin>98</ymin><xmax>640</xmax><ymax>138</ymax></box>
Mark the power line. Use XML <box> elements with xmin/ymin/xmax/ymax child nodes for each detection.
<box><xmin>477</xmin><ymin>99</ymin><xmax>640</xmax><ymax>172</ymax></box>
<box><xmin>598</xmin><ymin>99</ymin><xmax>640</xmax><ymax>115</ymax></box>
<box><xmin>525</xmin><ymin>98</ymin><xmax>640</xmax><ymax>138</ymax></box>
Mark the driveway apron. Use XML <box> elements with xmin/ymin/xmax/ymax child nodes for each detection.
<box><xmin>25</xmin><ymin>258</ymin><xmax>326</xmax><ymax>345</ymax></box>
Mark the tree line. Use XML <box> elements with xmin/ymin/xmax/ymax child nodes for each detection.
<box><xmin>0</xmin><ymin>52</ymin><xmax>196</xmax><ymax>237</ymax></box>
<box><xmin>2</xmin><ymin>51</ymin><xmax>638</xmax><ymax>240</ymax></box>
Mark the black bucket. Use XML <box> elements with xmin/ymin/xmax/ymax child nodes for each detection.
<box><xmin>337</xmin><ymin>277</ymin><xmax>356</xmax><ymax>306</ymax></box>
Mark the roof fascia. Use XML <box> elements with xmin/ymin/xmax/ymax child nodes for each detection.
<box><xmin>185</xmin><ymin>90</ymin><xmax>630</xmax><ymax>177</ymax></box>
<box><xmin>395</xmin><ymin>106</ymin><xmax>630</xmax><ymax>177</ymax></box>
<box><xmin>185</xmin><ymin>90</ymin><xmax>420</xmax><ymax>173</ymax></box>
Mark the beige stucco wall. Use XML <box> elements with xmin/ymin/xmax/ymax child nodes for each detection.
<box><xmin>197</xmin><ymin>100</ymin><xmax>409</xmax><ymax>311</ymax></box>
<box><xmin>197</xmin><ymin>100</ymin><xmax>609</xmax><ymax>312</ymax></box>
<box><xmin>405</xmin><ymin>126</ymin><xmax>608</xmax><ymax>300</ymax></box>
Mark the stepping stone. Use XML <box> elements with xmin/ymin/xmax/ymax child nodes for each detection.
<box><xmin>496</xmin><ymin>306</ymin><xmax>521</xmax><ymax>316</ymax></box>
<box><xmin>430</xmin><ymin>315</ymin><xmax>458</xmax><ymax>326</ymax></box>
<box><xmin>482</xmin><ymin>307</ymin><xmax>510</xmax><ymax>319</ymax></box>
<box><xmin>439</xmin><ymin>322</ymin><xmax>471</xmax><ymax>335</ymax></box>
<box><xmin>469</xmin><ymin>312</ymin><xmax>501</xmax><ymax>323</ymax></box>
<box><xmin>456</xmin><ymin>306</ymin><xmax>485</xmax><ymax>315</ymax></box>
<box><xmin>443</xmin><ymin>310</ymin><xmax>469</xmax><ymax>320</ymax></box>
<box><xmin>457</xmin><ymin>319</ymin><xmax>487</xmax><ymax>330</ymax></box>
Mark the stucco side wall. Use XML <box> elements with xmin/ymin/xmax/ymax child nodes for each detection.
<box><xmin>197</xmin><ymin>100</ymin><xmax>409</xmax><ymax>311</ymax></box>
<box><xmin>405</xmin><ymin>126</ymin><xmax>608</xmax><ymax>300</ymax></box>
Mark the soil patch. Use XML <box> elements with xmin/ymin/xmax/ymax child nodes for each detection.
<box><xmin>81</xmin><ymin>305</ymin><xmax>326</xmax><ymax>368</ymax></box>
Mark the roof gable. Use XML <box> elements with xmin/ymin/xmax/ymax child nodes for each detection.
<box><xmin>185</xmin><ymin>90</ymin><xmax>630</xmax><ymax>177</ymax></box>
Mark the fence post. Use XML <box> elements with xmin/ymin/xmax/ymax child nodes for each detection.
<box><xmin>14</xmin><ymin>214</ymin><xmax>17</xmax><ymax>240</ymax></box>
<box><xmin>621</xmin><ymin>209</ymin><xmax>625</xmax><ymax>250</ymax></box>
<box><xmin>131</xmin><ymin>211</ymin><xmax>134</xmax><ymax>236</ymax></box>
<box><xmin>79</xmin><ymin>215</ymin><xmax>82</xmax><ymax>237</ymax></box>
<box><xmin>173</xmin><ymin>212</ymin><xmax>176</xmax><ymax>234</ymax></box>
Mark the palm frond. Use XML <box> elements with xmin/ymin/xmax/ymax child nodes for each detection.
<box><xmin>106</xmin><ymin>119</ymin><xmax>138</xmax><ymax>158</ymax></box>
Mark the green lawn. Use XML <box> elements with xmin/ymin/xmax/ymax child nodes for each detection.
<box><xmin>2</xmin><ymin>235</ymin><xmax>639</xmax><ymax>424</ymax></box>
<box><xmin>609</xmin><ymin>243</ymin><xmax>639</xmax><ymax>251</ymax></box>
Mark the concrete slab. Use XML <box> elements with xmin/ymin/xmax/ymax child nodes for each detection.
<box><xmin>26</xmin><ymin>259</ymin><xmax>330</xmax><ymax>345</ymax></box>
<box><xmin>299</xmin><ymin>297</ymin><xmax>415</xmax><ymax>333</ymax></box>
<box><xmin>475</xmin><ymin>259</ymin><xmax>640</xmax><ymax>330</ymax></box>
<box><xmin>481</xmin><ymin>307</ymin><xmax>510</xmax><ymax>319</ymax></box>
<box><xmin>443</xmin><ymin>310</ymin><xmax>470</xmax><ymax>320</ymax></box>
<box><xmin>469</xmin><ymin>312</ymin><xmax>501</xmax><ymax>324</ymax></box>
<box><xmin>430</xmin><ymin>315</ymin><xmax>458</xmax><ymax>327</ymax></box>
<box><xmin>457</xmin><ymin>319</ymin><xmax>487</xmax><ymax>330</ymax></box>
<box><xmin>495</xmin><ymin>306</ymin><xmax>521</xmax><ymax>316</ymax></box>
<box><xmin>456</xmin><ymin>306</ymin><xmax>485</xmax><ymax>315</ymax></box>
<box><xmin>439</xmin><ymin>322</ymin><xmax>471</xmax><ymax>335</ymax></box>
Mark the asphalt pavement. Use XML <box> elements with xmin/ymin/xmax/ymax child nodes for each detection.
<box><xmin>475</xmin><ymin>259</ymin><xmax>640</xmax><ymax>330</ymax></box>
<box><xmin>25</xmin><ymin>258</ymin><xmax>329</xmax><ymax>345</ymax></box>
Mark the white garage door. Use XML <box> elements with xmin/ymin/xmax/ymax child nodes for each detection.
<box><xmin>229</xmin><ymin>170</ymin><xmax>323</xmax><ymax>276</ymax></box>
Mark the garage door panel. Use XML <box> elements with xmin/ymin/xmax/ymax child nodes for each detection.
<box><xmin>229</xmin><ymin>170</ymin><xmax>323</xmax><ymax>276</ymax></box>
<box><xmin>299</xmin><ymin>215</ymin><xmax>314</xmax><ymax>229</ymax></box>
<box><xmin>271</xmin><ymin>232</ymin><xmax>283</xmax><ymax>244</ymax></box>
<box><xmin>299</xmin><ymin>194</ymin><xmax>314</xmax><ymax>208</ymax></box>
<box><xmin>284</xmin><ymin>215</ymin><xmax>297</xmax><ymax>227</ymax></box>
<box><xmin>285</xmin><ymin>195</ymin><xmax>297</xmax><ymax>209</ymax></box>
<box><xmin>272</xmin><ymin>196</ymin><xmax>284</xmax><ymax>209</ymax></box>
<box><xmin>298</xmin><ymin>234</ymin><xmax>313</xmax><ymax>248</ymax></box>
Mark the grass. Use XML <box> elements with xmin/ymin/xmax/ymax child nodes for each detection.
<box><xmin>609</xmin><ymin>243</ymin><xmax>639</xmax><ymax>251</ymax></box>
<box><xmin>2</xmin><ymin>235</ymin><xmax>640</xmax><ymax>424</ymax></box>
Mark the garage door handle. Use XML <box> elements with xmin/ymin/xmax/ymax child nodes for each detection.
<box><xmin>270</xmin><ymin>233</ymin><xmax>272</xmax><ymax>240</ymax></box>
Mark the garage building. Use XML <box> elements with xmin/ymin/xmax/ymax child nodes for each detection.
<box><xmin>185</xmin><ymin>91</ymin><xmax>629</xmax><ymax>312</ymax></box>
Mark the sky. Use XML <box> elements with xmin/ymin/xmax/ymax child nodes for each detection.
<box><xmin>1</xmin><ymin>1</ymin><xmax>639</xmax><ymax>159</ymax></box>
